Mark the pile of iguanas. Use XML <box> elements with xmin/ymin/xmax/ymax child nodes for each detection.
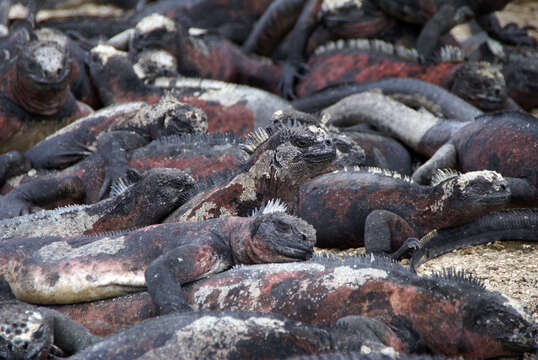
<box><xmin>0</xmin><ymin>0</ymin><xmax>536</xmax><ymax>359</ymax></box>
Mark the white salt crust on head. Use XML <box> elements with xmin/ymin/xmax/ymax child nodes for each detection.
<box><xmin>136</xmin><ymin>13</ymin><xmax>176</xmax><ymax>34</ymax></box>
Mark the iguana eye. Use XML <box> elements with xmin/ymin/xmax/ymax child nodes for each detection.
<box><xmin>292</xmin><ymin>136</ymin><xmax>312</xmax><ymax>148</ymax></box>
<box><xmin>274</xmin><ymin>220</ymin><xmax>292</xmax><ymax>233</ymax></box>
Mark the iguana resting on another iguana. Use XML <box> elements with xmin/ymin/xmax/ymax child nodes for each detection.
<box><xmin>164</xmin><ymin>123</ymin><xmax>337</xmax><ymax>223</ymax></box>
<box><xmin>0</xmin><ymin>168</ymin><xmax>194</xmax><ymax>240</ymax></box>
<box><xmin>89</xmin><ymin>44</ymin><xmax>290</xmax><ymax>136</ymax></box>
<box><xmin>0</xmin><ymin>201</ymin><xmax>315</xmax><ymax>315</ymax></box>
<box><xmin>321</xmin><ymin>92</ymin><xmax>538</xmax><ymax>207</ymax></box>
<box><xmin>48</xmin><ymin>255</ymin><xmax>537</xmax><ymax>358</ymax></box>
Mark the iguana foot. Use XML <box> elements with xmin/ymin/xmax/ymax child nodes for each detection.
<box><xmin>0</xmin><ymin>195</ymin><xmax>40</xmax><ymax>220</ymax></box>
<box><xmin>390</xmin><ymin>237</ymin><xmax>420</xmax><ymax>260</ymax></box>
<box><xmin>278</xmin><ymin>62</ymin><xmax>309</xmax><ymax>100</ymax></box>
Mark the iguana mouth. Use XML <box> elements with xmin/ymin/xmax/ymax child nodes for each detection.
<box><xmin>476</xmin><ymin>193</ymin><xmax>510</xmax><ymax>204</ymax></box>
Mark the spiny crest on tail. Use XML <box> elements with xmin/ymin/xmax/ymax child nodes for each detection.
<box><xmin>310</xmin><ymin>252</ymin><xmax>404</xmax><ymax>270</ymax></box>
<box><xmin>430</xmin><ymin>168</ymin><xmax>460</xmax><ymax>186</ymax></box>
<box><xmin>250</xmin><ymin>199</ymin><xmax>288</xmax><ymax>217</ymax></box>
<box><xmin>240</xmin><ymin>127</ymin><xmax>271</xmax><ymax>155</ymax></box>
<box><xmin>330</xmin><ymin>166</ymin><xmax>413</xmax><ymax>182</ymax></box>
<box><xmin>431</xmin><ymin>268</ymin><xmax>485</xmax><ymax>290</ymax></box>
<box><xmin>438</xmin><ymin>45</ymin><xmax>465</xmax><ymax>63</ymax></box>
<box><xmin>313</xmin><ymin>38</ymin><xmax>419</xmax><ymax>62</ymax></box>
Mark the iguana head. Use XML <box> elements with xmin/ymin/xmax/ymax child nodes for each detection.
<box><xmin>232</xmin><ymin>201</ymin><xmax>316</xmax><ymax>264</ymax></box>
<box><xmin>0</xmin><ymin>304</ymin><xmax>52</xmax><ymax>360</ymax></box>
<box><xmin>244</xmin><ymin>124</ymin><xmax>337</xmax><ymax>187</ymax></box>
<box><xmin>450</xmin><ymin>62</ymin><xmax>507</xmax><ymax>111</ymax></box>
<box><xmin>14</xmin><ymin>40</ymin><xmax>71</xmax><ymax>115</ymax></box>
<box><xmin>431</xmin><ymin>170</ymin><xmax>510</xmax><ymax>219</ymax></box>
<box><xmin>122</xmin><ymin>94</ymin><xmax>208</xmax><ymax>138</ymax></box>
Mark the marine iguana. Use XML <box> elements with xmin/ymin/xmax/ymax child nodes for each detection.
<box><xmin>0</xmin><ymin>39</ymin><xmax>93</xmax><ymax>153</ymax></box>
<box><xmin>50</xmin><ymin>255</ymin><xmax>538</xmax><ymax>358</ymax></box>
<box><xmin>0</xmin><ymin>167</ymin><xmax>194</xmax><ymax>241</ymax></box>
<box><xmin>2</xmin><ymin>132</ymin><xmax>244</xmax><ymax>205</ymax></box>
<box><xmin>67</xmin><ymin>311</ymin><xmax>397</xmax><ymax>360</ymax></box>
<box><xmin>25</xmin><ymin>95</ymin><xmax>207</xmax><ymax>170</ymax></box>
<box><xmin>0</xmin><ymin>301</ymin><xmax>101</xmax><ymax>359</ymax></box>
<box><xmin>0</xmin><ymin>202</ymin><xmax>315</xmax><ymax>313</ymax></box>
<box><xmin>296</xmin><ymin>167</ymin><xmax>510</xmax><ymax>256</ymax></box>
<box><xmin>164</xmin><ymin>123</ymin><xmax>337</xmax><ymax>223</ymax></box>
<box><xmin>89</xmin><ymin>44</ymin><xmax>290</xmax><ymax>136</ymax></box>
<box><xmin>409</xmin><ymin>208</ymin><xmax>538</xmax><ymax>271</ymax></box>
<box><xmin>296</xmin><ymin>39</ymin><xmax>507</xmax><ymax>111</ymax></box>
<box><xmin>320</xmin><ymin>92</ymin><xmax>538</xmax><ymax>206</ymax></box>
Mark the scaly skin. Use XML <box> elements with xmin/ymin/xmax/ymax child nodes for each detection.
<box><xmin>0</xmin><ymin>301</ymin><xmax>100</xmax><ymax>359</ymax></box>
<box><xmin>410</xmin><ymin>208</ymin><xmax>538</xmax><ymax>271</ymax></box>
<box><xmin>1</xmin><ymin>132</ymin><xmax>244</xmax><ymax>205</ymax></box>
<box><xmin>128</xmin><ymin>132</ymin><xmax>247</xmax><ymax>183</ymax></box>
<box><xmin>0</xmin><ymin>208</ymin><xmax>315</xmax><ymax>310</ymax></box>
<box><xmin>297</xmin><ymin>167</ymin><xmax>510</xmax><ymax>254</ymax></box>
<box><xmin>89</xmin><ymin>44</ymin><xmax>290</xmax><ymax>137</ymax></box>
<box><xmin>322</xmin><ymin>93</ymin><xmax>538</xmax><ymax>206</ymax></box>
<box><xmin>0</xmin><ymin>168</ymin><xmax>194</xmax><ymax>241</ymax></box>
<box><xmin>68</xmin><ymin>311</ymin><xmax>397</xmax><ymax>360</ymax></box>
<box><xmin>0</xmin><ymin>40</ymin><xmax>93</xmax><ymax>153</ymax></box>
<box><xmin>296</xmin><ymin>40</ymin><xmax>507</xmax><ymax>111</ymax></box>
<box><xmin>50</xmin><ymin>256</ymin><xmax>538</xmax><ymax>358</ymax></box>
<box><xmin>164</xmin><ymin>124</ymin><xmax>337</xmax><ymax>223</ymax></box>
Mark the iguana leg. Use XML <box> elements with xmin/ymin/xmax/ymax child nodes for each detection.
<box><xmin>417</xmin><ymin>5</ymin><xmax>474</xmax><ymax>60</ymax></box>
<box><xmin>95</xmin><ymin>130</ymin><xmax>148</xmax><ymax>200</ymax></box>
<box><xmin>412</xmin><ymin>142</ymin><xmax>457</xmax><ymax>184</ymax></box>
<box><xmin>242</xmin><ymin>0</ymin><xmax>307</xmax><ymax>56</ymax></box>
<box><xmin>364</xmin><ymin>210</ymin><xmax>417</xmax><ymax>259</ymax></box>
<box><xmin>0</xmin><ymin>150</ymin><xmax>30</xmax><ymax>187</ymax></box>
<box><xmin>0</xmin><ymin>175</ymin><xmax>85</xmax><ymax>219</ymax></box>
<box><xmin>145</xmin><ymin>239</ymin><xmax>234</xmax><ymax>315</ymax></box>
<box><xmin>39</xmin><ymin>308</ymin><xmax>101</xmax><ymax>355</ymax></box>
<box><xmin>277</xmin><ymin>0</ymin><xmax>322</xmax><ymax>99</ymax></box>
